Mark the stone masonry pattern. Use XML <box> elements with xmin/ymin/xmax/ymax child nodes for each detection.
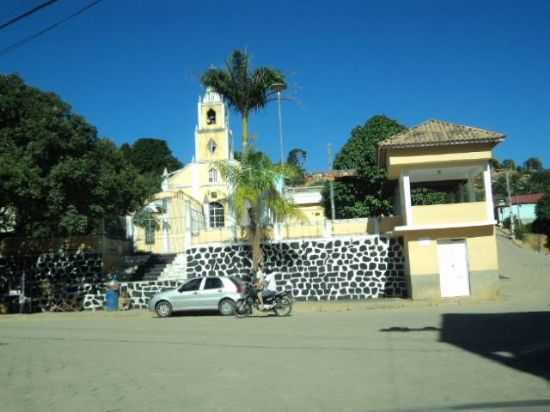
<box><xmin>186</xmin><ymin>236</ymin><xmax>408</xmax><ymax>301</ymax></box>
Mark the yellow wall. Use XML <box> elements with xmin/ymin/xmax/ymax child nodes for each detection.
<box><xmin>165</xmin><ymin>168</ymin><xmax>194</xmax><ymax>187</ymax></box>
<box><xmin>193</xmin><ymin>227</ymin><xmax>236</xmax><ymax>244</ymax></box>
<box><xmin>282</xmin><ymin>224</ymin><xmax>324</xmax><ymax>239</ymax></box>
<box><xmin>412</xmin><ymin>202</ymin><xmax>487</xmax><ymax>226</ymax></box>
<box><xmin>332</xmin><ymin>219</ymin><xmax>368</xmax><ymax>236</ymax></box>
<box><xmin>197</xmin><ymin>130</ymin><xmax>230</xmax><ymax>162</ymax></box>
<box><xmin>386</xmin><ymin>144</ymin><xmax>493</xmax><ymax>178</ymax></box>
<box><xmin>404</xmin><ymin>225</ymin><xmax>498</xmax><ymax>276</ymax></box>
<box><xmin>296</xmin><ymin>205</ymin><xmax>325</xmax><ymax>222</ymax></box>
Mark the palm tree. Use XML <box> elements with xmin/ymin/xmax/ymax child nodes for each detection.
<box><xmin>201</xmin><ymin>50</ymin><xmax>287</xmax><ymax>152</ymax></box>
<box><xmin>216</xmin><ymin>150</ymin><xmax>305</xmax><ymax>275</ymax></box>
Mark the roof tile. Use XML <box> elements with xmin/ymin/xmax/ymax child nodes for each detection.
<box><xmin>379</xmin><ymin>119</ymin><xmax>505</xmax><ymax>148</ymax></box>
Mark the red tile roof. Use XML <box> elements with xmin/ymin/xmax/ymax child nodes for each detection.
<box><xmin>379</xmin><ymin>119</ymin><xmax>505</xmax><ymax>148</ymax></box>
<box><xmin>510</xmin><ymin>193</ymin><xmax>544</xmax><ymax>205</ymax></box>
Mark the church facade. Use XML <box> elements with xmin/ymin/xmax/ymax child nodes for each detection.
<box><xmin>130</xmin><ymin>88</ymin><xmax>324</xmax><ymax>254</ymax></box>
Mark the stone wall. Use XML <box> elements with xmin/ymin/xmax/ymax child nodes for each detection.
<box><xmin>1</xmin><ymin>234</ymin><xmax>408</xmax><ymax>312</ymax></box>
<box><xmin>82</xmin><ymin>280</ymin><xmax>183</xmax><ymax>311</ymax></box>
<box><xmin>0</xmin><ymin>251</ymin><xmax>178</xmax><ymax>312</ymax></box>
<box><xmin>185</xmin><ymin>235</ymin><xmax>408</xmax><ymax>301</ymax></box>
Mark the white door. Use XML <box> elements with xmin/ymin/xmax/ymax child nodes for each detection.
<box><xmin>438</xmin><ymin>240</ymin><xmax>470</xmax><ymax>297</ymax></box>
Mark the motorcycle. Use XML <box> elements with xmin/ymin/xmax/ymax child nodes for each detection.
<box><xmin>235</xmin><ymin>282</ymin><xmax>293</xmax><ymax>317</ymax></box>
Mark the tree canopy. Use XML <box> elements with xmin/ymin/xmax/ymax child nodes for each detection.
<box><xmin>201</xmin><ymin>49</ymin><xmax>287</xmax><ymax>151</ymax></box>
<box><xmin>492</xmin><ymin>161</ymin><xmax>550</xmax><ymax>200</ymax></box>
<box><xmin>121</xmin><ymin>138</ymin><xmax>182</xmax><ymax>195</ymax></box>
<box><xmin>121</xmin><ymin>138</ymin><xmax>182</xmax><ymax>176</ymax></box>
<box><xmin>523</xmin><ymin>157</ymin><xmax>544</xmax><ymax>172</ymax></box>
<box><xmin>501</xmin><ymin>159</ymin><xmax>517</xmax><ymax>170</ymax></box>
<box><xmin>216</xmin><ymin>149</ymin><xmax>303</xmax><ymax>271</ymax></box>
<box><xmin>322</xmin><ymin>115</ymin><xmax>406</xmax><ymax>218</ymax></box>
<box><xmin>286</xmin><ymin>148</ymin><xmax>307</xmax><ymax>186</ymax></box>
<box><xmin>0</xmin><ymin>74</ymin><xmax>151</xmax><ymax>237</ymax></box>
<box><xmin>533</xmin><ymin>192</ymin><xmax>550</xmax><ymax>236</ymax></box>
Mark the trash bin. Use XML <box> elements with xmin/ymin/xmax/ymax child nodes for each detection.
<box><xmin>105</xmin><ymin>289</ymin><xmax>119</xmax><ymax>311</ymax></box>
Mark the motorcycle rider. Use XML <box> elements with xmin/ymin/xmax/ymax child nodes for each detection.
<box><xmin>255</xmin><ymin>265</ymin><xmax>277</xmax><ymax>311</ymax></box>
<box><xmin>254</xmin><ymin>264</ymin><xmax>266</xmax><ymax>310</ymax></box>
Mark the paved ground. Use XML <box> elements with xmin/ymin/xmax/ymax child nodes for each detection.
<box><xmin>1</xmin><ymin>236</ymin><xmax>549</xmax><ymax>412</ymax></box>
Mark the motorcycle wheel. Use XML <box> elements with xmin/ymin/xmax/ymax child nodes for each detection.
<box><xmin>235</xmin><ymin>300</ymin><xmax>252</xmax><ymax>318</ymax></box>
<box><xmin>274</xmin><ymin>296</ymin><xmax>292</xmax><ymax>317</ymax></box>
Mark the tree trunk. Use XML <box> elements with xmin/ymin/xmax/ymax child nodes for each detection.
<box><xmin>247</xmin><ymin>205</ymin><xmax>264</xmax><ymax>276</ymax></box>
<box><xmin>242</xmin><ymin>113</ymin><xmax>249</xmax><ymax>153</ymax></box>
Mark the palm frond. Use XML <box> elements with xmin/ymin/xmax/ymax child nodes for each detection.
<box><xmin>201</xmin><ymin>50</ymin><xmax>288</xmax><ymax>117</ymax></box>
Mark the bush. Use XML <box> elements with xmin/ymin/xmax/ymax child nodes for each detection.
<box><xmin>532</xmin><ymin>217</ymin><xmax>550</xmax><ymax>235</ymax></box>
<box><xmin>534</xmin><ymin>193</ymin><xmax>550</xmax><ymax>235</ymax></box>
<box><xmin>502</xmin><ymin>217</ymin><xmax>511</xmax><ymax>229</ymax></box>
<box><xmin>514</xmin><ymin>219</ymin><xmax>526</xmax><ymax>241</ymax></box>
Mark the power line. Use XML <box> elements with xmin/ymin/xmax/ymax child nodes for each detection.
<box><xmin>0</xmin><ymin>0</ymin><xmax>60</xmax><ymax>32</ymax></box>
<box><xmin>0</xmin><ymin>0</ymin><xmax>104</xmax><ymax>58</ymax></box>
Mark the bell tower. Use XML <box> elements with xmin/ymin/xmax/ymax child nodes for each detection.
<box><xmin>194</xmin><ymin>87</ymin><xmax>232</xmax><ymax>162</ymax></box>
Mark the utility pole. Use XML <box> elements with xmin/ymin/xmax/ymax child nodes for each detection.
<box><xmin>328</xmin><ymin>144</ymin><xmax>336</xmax><ymax>221</ymax></box>
<box><xmin>272</xmin><ymin>83</ymin><xmax>286</xmax><ymax>165</ymax></box>
<box><xmin>505</xmin><ymin>171</ymin><xmax>515</xmax><ymax>239</ymax></box>
<box><xmin>276</xmin><ymin>90</ymin><xmax>284</xmax><ymax>165</ymax></box>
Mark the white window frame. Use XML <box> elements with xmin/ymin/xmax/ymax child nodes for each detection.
<box><xmin>209</xmin><ymin>202</ymin><xmax>224</xmax><ymax>228</ymax></box>
<box><xmin>208</xmin><ymin>168</ymin><xmax>218</xmax><ymax>184</ymax></box>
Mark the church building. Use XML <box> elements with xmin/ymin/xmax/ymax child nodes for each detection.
<box><xmin>131</xmin><ymin>88</ymin><xmax>324</xmax><ymax>254</ymax></box>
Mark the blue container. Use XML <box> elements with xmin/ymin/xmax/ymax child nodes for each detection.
<box><xmin>105</xmin><ymin>289</ymin><xmax>119</xmax><ymax>311</ymax></box>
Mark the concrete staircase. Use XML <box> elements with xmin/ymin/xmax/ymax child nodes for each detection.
<box><xmin>158</xmin><ymin>253</ymin><xmax>188</xmax><ymax>281</ymax></box>
<box><xmin>140</xmin><ymin>254</ymin><xmax>177</xmax><ymax>281</ymax></box>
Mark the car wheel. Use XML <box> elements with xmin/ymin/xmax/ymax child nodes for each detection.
<box><xmin>218</xmin><ymin>299</ymin><xmax>236</xmax><ymax>316</ymax></box>
<box><xmin>155</xmin><ymin>301</ymin><xmax>173</xmax><ymax>318</ymax></box>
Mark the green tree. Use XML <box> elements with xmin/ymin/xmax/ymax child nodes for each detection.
<box><xmin>533</xmin><ymin>192</ymin><xmax>550</xmax><ymax>235</ymax></box>
<box><xmin>410</xmin><ymin>187</ymin><xmax>449</xmax><ymax>205</ymax></box>
<box><xmin>286</xmin><ymin>148</ymin><xmax>307</xmax><ymax>186</ymax></box>
<box><xmin>121</xmin><ymin>138</ymin><xmax>182</xmax><ymax>196</ymax></box>
<box><xmin>501</xmin><ymin>159</ymin><xmax>517</xmax><ymax>170</ymax></box>
<box><xmin>523</xmin><ymin>157</ymin><xmax>544</xmax><ymax>172</ymax></box>
<box><xmin>121</xmin><ymin>138</ymin><xmax>182</xmax><ymax>176</ymax></box>
<box><xmin>493</xmin><ymin>170</ymin><xmax>534</xmax><ymax>200</ymax></box>
<box><xmin>322</xmin><ymin>115</ymin><xmax>406</xmax><ymax>218</ymax></box>
<box><xmin>489</xmin><ymin>158</ymin><xmax>501</xmax><ymax>170</ymax></box>
<box><xmin>527</xmin><ymin>170</ymin><xmax>550</xmax><ymax>193</ymax></box>
<box><xmin>216</xmin><ymin>150</ymin><xmax>303</xmax><ymax>272</ymax></box>
<box><xmin>0</xmin><ymin>74</ymin><xmax>149</xmax><ymax>237</ymax></box>
<box><xmin>201</xmin><ymin>49</ymin><xmax>287</xmax><ymax>151</ymax></box>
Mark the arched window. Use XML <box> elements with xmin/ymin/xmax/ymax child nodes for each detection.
<box><xmin>209</xmin><ymin>202</ymin><xmax>224</xmax><ymax>228</ymax></box>
<box><xmin>206</xmin><ymin>108</ymin><xmax>216</xmax><ymax>125</ymax></box>
<box><xmin>207</xmin><ymin>139</ymin><xmax>217</xmax><ymax>154</ymax></box>
<box><xmin>208</xmin><ymin>168</ymin><xmax>218</xmax><ymax>183</ymax></box>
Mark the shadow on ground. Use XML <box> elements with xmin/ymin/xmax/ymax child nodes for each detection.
<box><xmin>440</xmin><ymin>311</ymin><xmax>550</xmax><ymax>381</ymax></box>
<box><xmin>381</xmin><ymin>311</ymin><xmax>550</xmax><ymax>381</ymax></box>
<box><xmin>368</xmin><ymin>399</ymin><xmax>550</xmax><ymax>412</ymax></box>
<box><xmin>380</xmin><ymin>326</ymin><xmax>440</xmax><ymax>332</ymax></box>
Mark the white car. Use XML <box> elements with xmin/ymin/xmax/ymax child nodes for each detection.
<box><xmin>149</xmin><ymin>276</ymin><xmax>245</xmax><ymax>317</ymax></box>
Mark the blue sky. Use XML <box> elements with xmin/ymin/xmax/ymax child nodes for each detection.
<box><xmin>1</xmin><ymin>0</ymin><xmax>549</xmax><ymax>171</ymax></box>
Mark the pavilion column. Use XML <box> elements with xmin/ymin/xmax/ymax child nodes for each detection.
<box><xmin>399</xmin><ymin>171</ymin><xmax>413</xmax><ymax>226</ymax></box>
<box><xmin>483</xmin><ymin>162</ymin><xmax>495</xmax><ymax>221</ymax></box>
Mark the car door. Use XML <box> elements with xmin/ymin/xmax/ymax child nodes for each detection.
<box><xmin>197</xmin><ymin>277</ymin><xmax>225</xmax><ymax>309</ymax></box>
<box><xmin>172</xmin><ymin>278</ymin><xmax>204</xmax><ymax>311</ymax></box>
